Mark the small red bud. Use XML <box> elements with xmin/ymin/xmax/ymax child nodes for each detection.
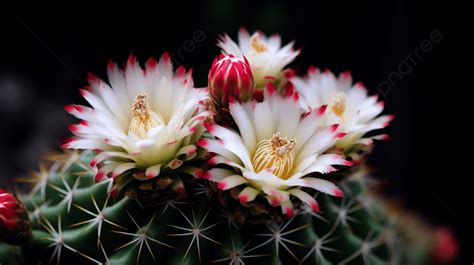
<box><xmin>208</xmin><ymin>54</ymin><xmax>255</xmax><ymax>107</ymax></box>
<box><xmin>432</xmin><ymin>227</ymin><xmax>459</xmax><ymax>263</ymax></box>
<box><xmin>0</xmin><ymin>189</ymin><xmax>32</xmax><ymax>244</ymax></box>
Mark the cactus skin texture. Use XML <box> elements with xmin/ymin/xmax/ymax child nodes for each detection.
<box><xmin>0</xmin><ymin>151</ymin><xmax>433</xmax><ymax>265</ymax></box>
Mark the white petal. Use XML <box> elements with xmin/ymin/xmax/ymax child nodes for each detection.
<box><xmin>196</xmin><ymin>138</ymin><xmax>242</xmax><ymax>166</ymax></box>
<box><xmin>262</xmin><ymin>186</ymin><xmax>290</xmax><ymax>205</ymax></box>
<box><xmin>243</xmin><ymin>171</ymin><xmax>287</xmax><ymax>188</ymax></box>
<box><xmin>165</xmin><ymin>159</ymin><xmax>183</xmax><ymax>169</ymax></box>
<box><xmin>280</xmin><ymin>200</ymin><xmax>294</xmax><ymax>216</ymax></box>
<box><xmin>170</xmin><ymin>177</ymin><xmax>185</xmax><ymax>196</ymax></box>
<box><xmin>229</xmin><ymin>102</ymin><xmax>257</xmax><ymax>153</ymax></box>
<box><xmin>298</xmin><ymin>177</ymin><xmax>344</xmax><ymax>197</ymax></box>
<box><xmin>296</xmin><ymin>126</ymin><xmax>339</xmax><ymax>164</ymax></box>
<box><xmin>301</xmin><ymin>154</ymin><xmax>352</xmax><ymax>175</ymax></box>
<box><xmin>112</xmin><ymin>162</ymin><xmax>137</xmax><ymax>178</ymax></box>
<box><xmin>253</xmin><ymin>101</ymin><xmax>275</xmax><ymax>142</ymax></box>
<box><xmin>238</xmin><ymin>187</ymin><xmax>260</xmax><ymax>203</ymax></box>
<box><xmin>288</xmin><ymin>189</ymin><xmax>319</xmax><ymax>212</ymax></box>
<box><xmin>205</xmin><ymin>168</ymin><xmax>236</xmax><ymax>181</ymax></box>
<box><xmin>145</xmin><ymin>164</ymin><xmax>162</xmax><ymax>179</ymax></box>
<box><xmin>217</xmin><ymin>175</ymin><xmax>247</xmax><ymax>190</ymax></box>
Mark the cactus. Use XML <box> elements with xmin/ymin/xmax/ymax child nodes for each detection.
<box><xmin>0</xmin><ymin>28</ymin><xmax>450</xmax><ymax>264</ymax></box>
<box><xmin>0</xmin><ymin>151</ymin><xmax>434</xmax><ymax>264</ymax></box>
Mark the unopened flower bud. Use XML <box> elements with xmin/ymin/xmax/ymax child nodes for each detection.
<box><xmin>208</xmin><ymin>54</ymin><xmax>254</xmax><ymax>107</ymax></box>
<box><xmin>0</xmin><ymin>189</ymin><xmax>32</xmax><ymax>245</ymax></box>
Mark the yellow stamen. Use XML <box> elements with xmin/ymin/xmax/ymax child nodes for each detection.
<box><xmin>332</xmin><ymin>93</ymin><xmax>346</xmax><ymax>117</ymax></box>
<box><xmin>252</xmin><ymin>132</ymin><xmax>296</xmax><ymax>179</ymax></box>
<box><xmin>250</xmin><ymin>33</ymin><xmax>268</xmax><ymax>53</ymax></box>
<box><xmin>128</xmin><ymin>94</ymin><xmax>165</xmax><ymax>138</ymax></box>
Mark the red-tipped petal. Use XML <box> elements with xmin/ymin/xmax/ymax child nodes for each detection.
<box><xmin>128</xmin><ymin>53</ymin><xmax>136</xmax><ymax>65</ymax></box>
<box><xmin>318</xmin><ymin>105</ymin><xmax>328</xmax><ymax>116</ymax></box>
<box><xmin>292</xmin><ymin>91</ymin><xmax>299</xmax><ymax>102</ymax></box>
<box><xmin>335</xmin><ymin>132</ymin><xmax>347</xmax><ymax>139</ymax></box>
<box><xmin>196</xmin><ymin>138</ymin><xmax>208</xmax><ymax>147</ymax></box>
<box><xmin>176</xmin><ymin>65</ymin><xmax>186</xmax><ymax>77</ymax></box>
<box><xmin>343</xmin><ymin>160</ymin><xmax>354</xmax><ymax>166</ymax></box>
<box><xmin>239</xmin><ymin>194</ymin><xmax>249</xmax><ymax>203</ymax></box>
<box><xmin>217</xmin><ymin>182</ymin><xmax>227</xmax><ymax>190</ymax></box>
<box><xmin>87</xmin><ymin>72</ymin><xmax>99</xmax><ymax>84</ymax></box>
<box><xmin>333</xmin><ymin>188</ymin><xmax>344</xmax><ymax>197</ymax></box>
<box><xmin>269</xmin><ymin>197</ymin><xmax>281</xmax><ymax>206</ymax></box>
<box><xmin>162</xmin><ymin>51</ymin><xmax>170</xmax><ymax>62</ymax></box>
<box><xmin>341</xmin><ymin>70</ymin><xmax>351</xmax><ymax>79</ymax></box>
<box><xmin>266</xmin><ymin>82</ymin><xmax>276</xmax><ymax>95</ymax></box>
<box><xmin>203</xmin><ymin>123</ymin><xmax>215</xmax><ymax>132</ymax></box>
<box><xmin>285</xmin><ymin>207</ymin><xmax>294</xmax><ymax>218</ymax></box>
<box><xmin>207</xmin><ymin>156</ymin><xmax>218</xmax><ymax>166</ymax></box>
<box><xmin>354</xmin><ymin>82</ymin><xmax>366</xmax><ymax>89</ymax></box>
<box><xmin>64</xmin><ymin>105</ymin><xmax>75</xmax><ymax>113</ymax></box>
<box><xmin>68</xmin><ymin>124</ymin><xmax>79</xmax><ymax>133</ymax></box>
<box><xmin>107</xmin><ymin>59</ymin><xmax>116</xmax><ymax>70</ymax></box>
<box><xmin>80</xmin><ymin>89</ymin><xmax>88</xmax><ymax>97</ymax></box>
<box><xmin>308</xmin><ymin>65</ymin><xmax>318</xmax><ymax>74</ymax></box>
<box><xmin>310</xmin><ymin>202</ymin><xmax>320</xmax><ymax>212</ymax></box>
<box><xmin>253</xmin><ymin>90</ymin><xmax>264</xmax><ymax>102</ymax></box>
<box><xmin>283</xmin><ymin>68</ymin><xmax>296</xmax><ymax>79</ymax></box>
<box><xmin>109</xmin><ymin>188</ymin><xmax>119</xmax><ymax>198</ymax></box>
<box><xmin>195</xmin><ymin>170</ymin><xmax>211</xmax><ymax>180</ymax></box>
<box><xmin>95</xmin><ymin>171</ymin><xmax>105</xmax><ymax>182</ymax></box>
<box><xmin>227</xmin><ymin>95</ymin><xmax>235</xmax><ymax>104</ymax></box>
<box><xmin>61</xmin><ymin>137</ymin><xmax>75</xmax><ymax>148</ymax></box>
<box><xmin>284</xmin><ymin>82</ymin><xmax>295</xmax><ymax>97</ymax></box>
<box><xmin>175</xmin><ymin>186</ymin><xmax>186</xmax><ymax>196</ymax></box>
<box><xmin>146</xmin><ymin>57</ymin><xmax>157</xmax><ymax>68</ymax></box>
<box><xmin>75</xmin><ymin>105</ymin><xmax>85</xmax><ymax>113</ymax></box>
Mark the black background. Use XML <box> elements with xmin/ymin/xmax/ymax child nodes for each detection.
<box><xmin>1</xmin><ymin>1</ymin><xmax>466</xmax><ymax>263</ymax></box>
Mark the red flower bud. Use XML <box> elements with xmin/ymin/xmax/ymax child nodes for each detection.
<box><xmin>432</xmin><ymin>227</ymin><xmax>458</xmax><ymax>263</ymax></box>
<box><xmin>0</xmin><ymin>189</ymin><xmax>32</xmax><ymax>245</ymax></box>
<box><xmin>208</xmin><ymin>54</ymin><xmax>255</xmax><ymax>107</ymax></box>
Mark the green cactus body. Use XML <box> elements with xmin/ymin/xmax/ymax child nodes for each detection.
<box><xmin>0</xmin><ymin>151</ymin><xmax>432</xmax><ymax>264</ymax></box>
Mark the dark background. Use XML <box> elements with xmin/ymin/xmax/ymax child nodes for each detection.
<box><xmin>1</xmin><ymin>1</ymin><xmax>465</xmax><ymax>263</ymax></box>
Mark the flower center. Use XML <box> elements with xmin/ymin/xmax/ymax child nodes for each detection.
<box><xmin>250</xmin><ymin>33</ymin><xmax>268</xmax><ymax>53</ymax></box>
<box><xmin>252</xmin><ymin>132</ymin><xmax>296</xmax><ymax>179</ymax></box>
<box><xmin>128</xmin><ymin>94</ymin><xmax>165</xmax><ymax>138</ymax></box>
<box><xmin>331</xmin><ymin>92</ymin><xmax>346</xmax><ymax>117</ymax></box>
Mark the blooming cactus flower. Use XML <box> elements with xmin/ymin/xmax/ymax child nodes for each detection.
<box><xmin>218</xmin><ymin>28</ymin><xmax>300</xmax><ymax>88</ymax></box>
<box><xmin>197</xmin><ymin>85</ymin><xmax>352</xmax><ymax>215</ymax></box>
<box><xmin>0</xmin><ymin>189</ymin><xmax>32</xmax><ymax>244</ymax></box>
<box><xmin>208</xmin><ymin>54</ymin><xmax>254</xmax><ymax>107</ymax></box>
<box><xmin>290</xmin><ymin>68</ymin><xmax>394</xmax><ymax>152</ymax></box>
<box><xmin>63</xmin><ymin>53</ymin><xmax>210</xmax><ymax>183</ymax></box>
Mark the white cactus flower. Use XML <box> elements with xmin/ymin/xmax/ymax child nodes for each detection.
<box><xmin>63</xmin><ymin>53</ymin><xmax>210</xmax><ymax>183</ymax></box>
<box><xmin>197</xmin><ymin>85</ymin><xmax>351</xmax><ymax>215</ymax></box>
<box><xmin>291</xmin><ymin>67</ymin><xmax>394</xmax><ymax>151</ymax></box>
<box><xmin>218</xmin><ymin>28</ymin><xmax>300</xmax><ymax>88</ymax></box>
